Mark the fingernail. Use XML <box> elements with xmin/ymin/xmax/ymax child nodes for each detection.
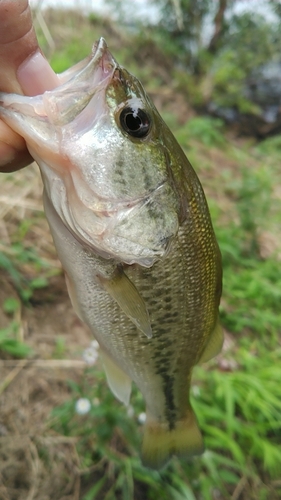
<box><xmin>17</xmin><ymin>50</ymin><xmax>60</xmax><ymax>96</ymax></box>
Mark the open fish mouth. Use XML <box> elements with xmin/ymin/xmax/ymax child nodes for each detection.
<box><xmin>57</xmin><ymin>37</ymin><xmax>112</xmax><ymax>86</ymax></box>
<box><xmin>38</xmin><ymin>38</ymin><xmax>118</xmax><ymax>127</ymax></box>
<box><xmin>59</xmin><ymin>37</ymin><xmax>117</xmax><ymax>87</ymax></box>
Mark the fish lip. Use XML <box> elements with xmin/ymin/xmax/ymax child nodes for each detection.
<box><xmin>92</xmin><ymin>37</ymin><xmax>107</xmax><ymax>58</ymax></box>
<box><xmin>91</xmin><ymin>37</ymin><xmax>117</xmax><ymax>74</ymax></box>
<box><xmin>55</xmin><ymin>37</ymin><xmax>116</xmax><ymax>93</ymax></box>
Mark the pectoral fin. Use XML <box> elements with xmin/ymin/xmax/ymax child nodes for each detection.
<box><xmin>65</xmin><ymin>272</ymin><xmax>83</xmax><ymax>321</ymax></box>
<box><xmin>98</xmin><ymin>268</ymin><xmax>152</xmax><ymax>338</ymax></box>
<box><xmin>99</xmin><ymin>349</ymin><xmax>132</xmax><ymax>406</ymax></box>
<box><xmin>198</xmin><ymin>319</ymin><xmax>224</xmax><ymax>364</ymax></box>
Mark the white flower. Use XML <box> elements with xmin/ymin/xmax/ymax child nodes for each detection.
<box><xmin>75</xmin><ymin>398</ymin><xmax>91</xmax><ymax>415</ymax></box>
<box><xmin>138</xmin><ymin>412</ymin><xmax>146</xmax><ymax>424</ymax></box>
<box><xmin>82</xmin><ymin>340</ymin><xmax>99</xmax><ymax>366</ymax></box>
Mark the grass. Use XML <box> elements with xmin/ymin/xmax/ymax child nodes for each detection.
<box><xmin>1</xmin><ymin>8</ymin><xmax>281</xmax><ymax>500</ymax></box>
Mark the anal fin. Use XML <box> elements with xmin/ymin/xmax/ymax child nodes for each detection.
<box><xmin>99</xmin><ymin>349</ymin><xmax>132</xmax><ymax>406</ymax></box>
<box><xmin>98</xmin><ymin>268</ymin><xmax>152</xmax><ymax>338</ymax></box>
<box><xmin>198</xmin><ymin>319</ymin><xmax>224</xmax><ymax>364</ymax></box>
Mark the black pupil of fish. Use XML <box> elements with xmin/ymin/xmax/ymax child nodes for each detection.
<box><xmin>120</xmin><ymin>107</ymin><xmax>150</xmax><ymax>138</ymax></box>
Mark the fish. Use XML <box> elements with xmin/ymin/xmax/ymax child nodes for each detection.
<box><xmin>0</xmin><ymin>38</ymin><xmax>223</xmax><ymax>469</ymax></box>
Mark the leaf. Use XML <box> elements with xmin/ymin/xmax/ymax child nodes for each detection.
<box><xmin>82</xmin><ymin>476</ymin><xmax>106</xmax><ymax>500</ymax></box>
<box><xmin>0</xmin><ymin>339</ymin><xmax>32</xmax><ymax>358</ymax></box>
<box><xmin>30</xmin><ymin>276</ymin><xmax>49</xmax><ymax>289</ymax></box>
<box><xmin>3</xmin><ymin>297</ymin><xmax>20</xmax><ymax>314</ymax></box>
<box><xmin>0</xmin><ymin>251</ymin><xmax>23</xmax><ymax>289</ymax></box>
<box><xmin>166</xmin><ymin>483</ymin><xmax>196</xmax><ymax>500</ymax></box>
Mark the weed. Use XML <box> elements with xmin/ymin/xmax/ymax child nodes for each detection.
<box><xmin>176</xmin><ymin>116</ymin><xmax>226</xmax><ymax>148</ymax></box>
<box><xmin>51</xmin><ymin>336</ymin><xmax>66</xmax><ymax>359</ymax></box>
<box><xmin>0</xmin><ymin>322</ymin><xmax>32</xmax><ymax>358</ymax></box>
<box><xmin>0</xmin><ymin>244</ymin><xmax>56</xmax><ymax>302</ymax></box>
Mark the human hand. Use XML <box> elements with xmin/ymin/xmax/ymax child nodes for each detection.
<box><xmin>0</xmin><ymin>0</ymin><xmax>59</xmax><ymax>173</ymax></box>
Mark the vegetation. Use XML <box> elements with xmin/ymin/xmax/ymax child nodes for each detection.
<box><xmin>0</xmin><ymin>5</ymin><xmax>281</xmax><ymax>500</ymax></box>
<box><xmin>107</xmin><ymin>0</ymin><xmax>281</xmax><ymax>117</ymax></box>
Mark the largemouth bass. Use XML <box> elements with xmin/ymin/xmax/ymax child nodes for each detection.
<box><xmin>0</xmin><ymin>38</ymin><xmax>223</xmax><ymax>469</ymax></box>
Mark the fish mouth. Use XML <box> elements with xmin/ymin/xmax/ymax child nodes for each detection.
<box><xmin>31</xmin><ymin>38</ymin><xmax>117</xmax><ymax>128</ymax></box>
<box><xmin>54</xmin><ymin>37</ymin><xmax>113</xmax><ymax>86</ymax></box>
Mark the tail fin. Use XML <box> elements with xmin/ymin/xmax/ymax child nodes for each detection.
<box><xmin>141</xmin><ymin>409</ymin><xmax>204</xmax><ymax>470</ymax></box>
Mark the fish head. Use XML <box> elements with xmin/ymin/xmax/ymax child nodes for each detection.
<box><xmin>0</xmin><ymin>38</ymin><xmax>182</xmax><ymax>266</ymax></box>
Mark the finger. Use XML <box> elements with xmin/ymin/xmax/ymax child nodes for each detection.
<box><xmin>0</xmin><ymin>120</ymin><xmax>31</xmax><ymax>172</ymax></box>
<box><xmin>0</xmin><ymin>53</ymin><xmax>59</xmax><ymax>173</ymax></box>
<box><xmin>0</xmin><ymin>0</ymin><xmax>38</xmax><ymax>171</ymax></box>
<box><xmin>18</xmin><ymin>50</ymin><xmax>60</xmax><ymax>96</ymax></box>
<box><xmin>0</xmin><ymin>0</ymin><xmax>59</xmax><ymax>172</ymax></box>
<box><xmin>0</xmin><ymin>0</ymin><xmax>38</xmax><ymax>93</ymax></box>
<box><xmin>0</xmin><ymin>0</ymin><xmax>59</xmax><ymax>95</ymax></box>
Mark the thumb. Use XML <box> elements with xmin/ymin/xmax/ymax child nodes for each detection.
<box><xmin>0</xmin><ymin>0</ymin><xmax>59</xmax><ymax>172</ymax></box>
<box><xmin>0</xmin><ymin>0</ymin><xmax>39</xmax><ymax>94</ymax></box>
<box><xmin>0</xmin><ymin>0</ymin><xmax>59</xmax><ymax>95</ymax></box>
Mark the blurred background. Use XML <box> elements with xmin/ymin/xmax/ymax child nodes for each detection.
<box><xmin>0</xmin><ymin>1</ymin><xmax>281</xmax><ymax>499</ymax></box>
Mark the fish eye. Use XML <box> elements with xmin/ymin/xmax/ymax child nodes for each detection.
<box><xmin>119</xmin><ymin>107</ymin><xmax>151</xmax><ymax>138</ymax></box>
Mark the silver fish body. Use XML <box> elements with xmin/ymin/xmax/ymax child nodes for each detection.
<box><xmin>0</xmin><ymin>38</ymin><xmax>223</xmax><ymax>469</ymax></box>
